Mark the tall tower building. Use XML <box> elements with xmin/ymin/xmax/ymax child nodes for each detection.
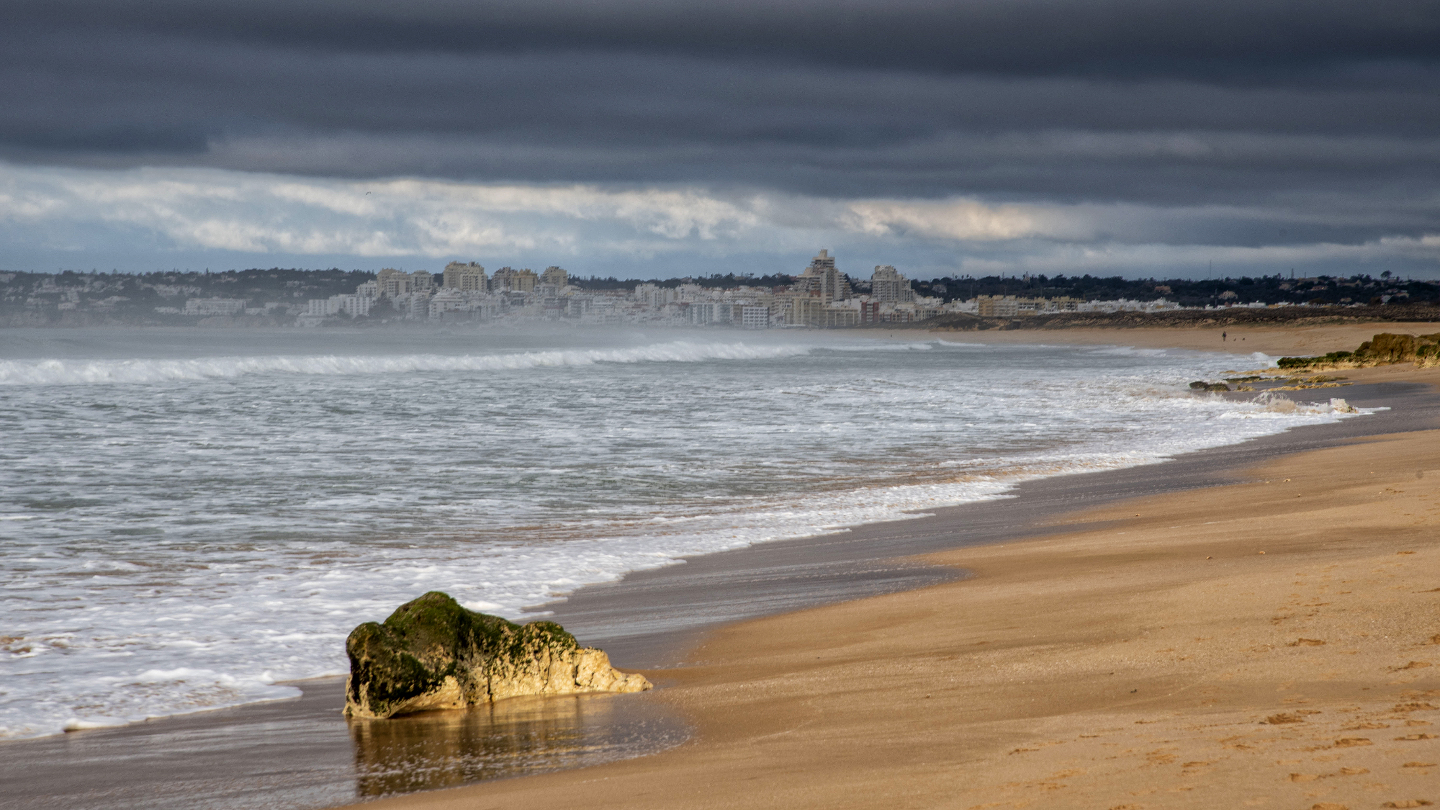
<box><xmin>799</xmin><ymin>249</ymin><xmax>851</xmax><ymax>302</ymax></box>
<box><xmin>870</xmin><ymin>265</ymin><xmax>914</xmax><ymax>303</ymax></box>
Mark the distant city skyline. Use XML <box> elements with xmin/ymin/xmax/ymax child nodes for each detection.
<box><xmin>9</xmin><ymin>247</ymin><xmax>1429</xmax><ymax>330</ymax></box>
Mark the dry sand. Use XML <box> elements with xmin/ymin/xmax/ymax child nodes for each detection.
<box><xmin>346</xmin><ymin>328</ymin><xmax>1440</xmax><ymax>810</ymax></box>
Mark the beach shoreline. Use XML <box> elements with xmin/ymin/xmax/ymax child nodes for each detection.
<box><xmin>344</xmin><ymin>323</ymin><xmax>1440</xmax><ymax>810</ymax></box>
<box><xmin>6</xmin><ymin>322</ymin><xmax>1439</xmax><ymax>809</ymax></box>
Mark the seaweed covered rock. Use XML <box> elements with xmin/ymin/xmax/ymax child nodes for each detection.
<box><xmin>1278</xmin><ymin>332</ymin><xmax>1440</xmax><ymax>370</ymax></box>
<box><xmin>1189</xmin><ymin>380</ymin><xmax>1231</xmax><ymax>392</ymax></box>
<box><xmin>344</xmin><ymin>591</ymin><xmax>650</xmax><ymax>719</ymax></box>
<box><xmin>1355</xmin><ymin>332</ymin><xmax>1440</xmax><ymax>365</ymax></box>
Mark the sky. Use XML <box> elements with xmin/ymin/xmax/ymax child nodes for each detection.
<box><xmin>2</xmin><ymin>0</ymin><xmax>1438</xmax><ymax>280</ymax></box>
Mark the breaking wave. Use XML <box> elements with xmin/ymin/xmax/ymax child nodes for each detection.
<box><xmin>0</xmin><ymin>341</ymin><xmax>815</xmax><ymax>386</ymax></box>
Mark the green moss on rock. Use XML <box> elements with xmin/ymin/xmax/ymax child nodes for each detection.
<box><xmin>344</xmin><ymin>591</ymin><xmax>649</xmax><ymax>719</ymax></box>
<box><xmin>1278</xmin><ymin>333</ymin><xmax>1440</xmax><ymax>370</ymax></box>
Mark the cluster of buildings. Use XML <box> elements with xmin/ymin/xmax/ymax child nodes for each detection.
<box><xmin>161</xmin><ymin>250</ymin><xmax>1198</xmax><ymax>329</ymax></box>
<box><xmin>962</xmin><ymin>294</ymin><xmax>1183</xmax><ymax>317</ymax></box>
<box><xmin>29</xmin><ymin>264</ymin><xmax>1401</xmax><ymax>329</ymax></box>
<box><xmin>288</xmin><ymin>250</ymin><xmax>951</xmax><ymax>328</ymax></box>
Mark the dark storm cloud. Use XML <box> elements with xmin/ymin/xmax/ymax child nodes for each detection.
<box><xmin>10</xmin><ymin>0</ymin><xmax>1440</xmax><ymax>74</ymax></box>
<box><xmin>2</xmin><ymin>0</ymin><xmax>1439</xmax><ymax>255</ymax></box>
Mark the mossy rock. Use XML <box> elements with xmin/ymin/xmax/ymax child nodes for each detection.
<box><xmin>1189</xmin><ymin>381</ymin><xmax>1231</xmax><ymax>392</ymax></box>
<box><xmin>1280</xmin><ymin>332</ymin><xmax>1440</xmax><ymax>370</ymax></box>
<box><xmin>345</xmin><ymin>591</ymin><xmax>649</xmax><ymax>719</ymax></box>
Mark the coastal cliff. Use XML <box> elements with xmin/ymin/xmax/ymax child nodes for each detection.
<box><xmin>344</xmin><ymin>591</ymin><xmax>650</xmax><ymax>719</ymax></box>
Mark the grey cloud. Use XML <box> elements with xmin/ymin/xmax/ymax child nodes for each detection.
<box><xmin>9</xmin><ymin>0</ymin><xmax>1440</xmax><ymax>75</ymax></box>
<box><xmin>4</xmin><ymin>40</ymin><xmax>1438</xmax><ymax>190</ymax></box>
<box><xmin>1</xmin><ymin>0</ymin><xmax>1438</xmax><ymax>273</ymax></box>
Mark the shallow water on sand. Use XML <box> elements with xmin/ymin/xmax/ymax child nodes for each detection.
<box><xmin>0</xmin><ymin>683</ymin><xmax>685</xmax><ymax>810</ymax></box>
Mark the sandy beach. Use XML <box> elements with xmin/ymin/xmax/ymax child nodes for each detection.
<box><xmin>6</xmin><ymin>322</ymin><xmax>1439</xmax><ymax>810</ymax></box>
<box><xmin>919</xmin><ymin>321</ymin><xmax>1440</xmax><ymax>358</ymax></box>
<box><xmin>337</xmin><ymin>322</ymin><xmax>1440</xmax><ymax>810</ymax></box>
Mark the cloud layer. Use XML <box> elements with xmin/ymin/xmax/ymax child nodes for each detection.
<box><xmin>1</xmin><ymin>0</ymin><xmax>1438</xmax><ymax>276</ymax></box>
<box><xmin>3</xmin><ymin>163</ymin><xmax>1436</xmax><ymax>279</ymax></box>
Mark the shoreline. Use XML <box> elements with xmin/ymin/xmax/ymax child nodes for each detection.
<box><xmin>6</xmin><ymin>323</ymin><xmax>1438</xmax><ymax>809</ymax></box>
<box><xmin>345</xmin><ymin>325</ymin><xmax>1440</xmax><ymax>809</ymax></box>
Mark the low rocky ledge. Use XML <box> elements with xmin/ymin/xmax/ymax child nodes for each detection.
<box><xmin>344</xmin><ymin>591</ymin><xmax>651</xmax><ymax>719</ymax></box>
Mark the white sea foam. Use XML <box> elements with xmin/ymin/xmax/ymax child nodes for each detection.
<box><xmin>0</xmin><ymin>340</ymin><xmax>812</xmax><ymax>386</ymax></box>
<box><xmin>822</xmin><ymin>341</ymin><xmax>935</xmax><ymax>352</ymax></box>
<box><xmin>1087</xmin><ymin>346</ymin><xmax>1170</xmax><ymax>357</ymax></box>
<box><xmin>0</xmin><ymin>329</ymin><xmax>1368</xmax><ymax>739</ymax></box>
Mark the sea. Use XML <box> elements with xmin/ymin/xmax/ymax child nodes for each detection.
<box><xmin>0</xmin><ymin>326</ymin><xmax>1364</xmax><ymax>741</ymax></box>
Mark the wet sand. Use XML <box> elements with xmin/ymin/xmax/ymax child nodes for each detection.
<box><xmin>342</xmin><ymin>326</ymin><xmax>1440</xmax><ymax>810</ymax></box>
<box><xmin>7</xmin><ymin>323</ymin><xmax>1438</xmax><ymax>809</ymax></box>
<box><xmin>0</xmin><ymin>682</ymin><xmax>684</xmax><ymax>810</ymax></box>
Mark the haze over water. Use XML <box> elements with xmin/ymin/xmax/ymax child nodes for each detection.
<box><xmin>0</xmin><ymin>327</ymin><xmax>1360</xmax><ymax>739</ymax></box>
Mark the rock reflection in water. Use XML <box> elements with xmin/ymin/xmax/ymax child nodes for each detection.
<box><xmin>349</xmin><ymin>692</ymin><xmax>685</xmax><ymax>798</ymax></box>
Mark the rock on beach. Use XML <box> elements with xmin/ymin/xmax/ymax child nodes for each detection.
<box><xmin>344</xmin><ymin>591</ymin><xmax>650</xmax><ymax>719</ymax></box>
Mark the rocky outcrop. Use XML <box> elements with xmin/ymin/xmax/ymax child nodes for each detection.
<box><xmin>344</xmin><ymin>591</ymin><xmax>651</xmax><ymax>719</ymax></box>
<box><xmin>1278</xmin><ymin>332</ymin><xmax>1440</xmax><ymax>371</ymax></box>
<box><xmin>1189</xmin><ymin>380</ymin><xmax>1231</xmax><ymax>392</ymax></box>
<box><xmin>1355</xmin><ymin>332</ymin><xmax>1440</xmax><ymax>365</ymax></box>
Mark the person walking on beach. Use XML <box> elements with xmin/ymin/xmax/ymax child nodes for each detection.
<box><xmin>1222</xmin><ymin>331</ymin><xmax>1227</xmax><ymax>341</ymax></box>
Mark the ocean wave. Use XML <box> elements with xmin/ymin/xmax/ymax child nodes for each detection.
<box><xmin>1087</xmin><ymin>346</ymin><xmax>1170</xmax><ymax>357</ymax></box>
<box><xmin>817</xmin><ymin>341</ymin><xmax>935</xmax><ymax>353</ymax></box>
<box><xmin>0</xmin><ymin>341</ymin><xmax>814</xmax><ymax>386</ymax></box>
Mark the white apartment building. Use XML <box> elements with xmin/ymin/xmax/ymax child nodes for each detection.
<box><xmin>870</xmin><ymin>265</ymin><xmax>915</xmax><ymax>303</ymax></box>
<box><xmin>688</xmin><ymin>301</ymin><xmax>734</xmax><ymax>325</ymax></box>
<box><xmin>635</xmin><ymin>283</ymin><xmax>676</xmax><ymax>309</ymax></box>
<box><xmin>305</xmin><ymin>294</ymin><xmax>371</xmax><ymax>318</ymax></box>
<box><xmin>428</xmin><ymin>288</ymin><xmax>468</xmax><ymax>319</ymax></box>
<box><xmin>342</xmin><ymin>295</ymin><xmax>371</xmax><ymax>317</ymax></box>
<box><xmin>742</xmin><ymin>304</ymin><xmax>770</xmax><ymax>329</ymax></box>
